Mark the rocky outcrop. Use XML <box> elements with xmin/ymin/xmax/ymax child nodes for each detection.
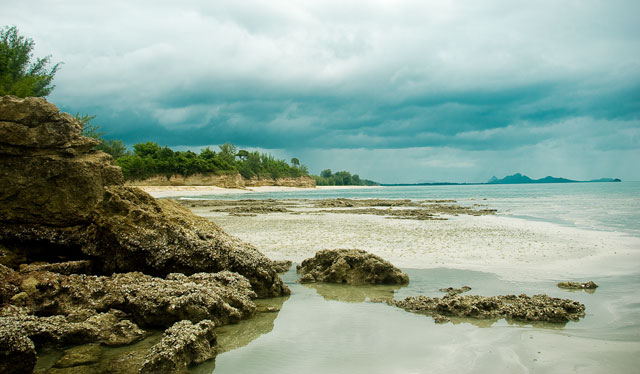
<box><xmin>10</xmin><ymin>270</ymin><xmax>255</xmax><ymax>327</ymax></box>
<box><xmin>557</xmin><ymin>281</ymin><xmax>598</xmax><ymax>290</ymax></box>
<box><xmin>297</xmin><ymin>249</ymin><xmax>409</xmax><ymax>285</ymax></box>
<box><xmin>395</xmin><ymin>286</ymin><xmax>586</xmax><ymax>324</ymax></box>
<box><xmin>140</xmin><ymin>320</ymin><xmax>217</xmax><ymax>374</ymax></box>
<box><xmin>126</xmin><ymin>173</ymin><xmax>316</xmax><ymax>188</ymax></box>
<box><xmin>0</xmin><ymin>95</ymin><xmax>291</xmax><ymax>372</ymax></box>
<box><xmin>0</xmin><ymin>95</ymin><xmax>288</xmax><ymax>298</ymax></box>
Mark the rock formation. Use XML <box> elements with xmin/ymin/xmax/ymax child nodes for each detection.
<box><xmin>140</xmin><ymin>320</ymin><xmax>217</xmax><ymax>374</ymax></box>
<box><xmin>557</xmin><ymin>281</ymin><xmax>598</xmax><ymax>290</ymax></box>
<box><xmin>297</xmin><ymin>249</ymin><xmax>409</xmax><ymax>285</ymax></box>
<box><xmin>0</xmin><ymin>95</ymin><xmax>287</xmax><ymax>298</ymax></box>
<box><xmin>395</xmin><ymin>286</ymin><xmax>586</xmax><ymax>324</ymax></box>
<box><xmin>0</xmin><ymin>95</ymin><xmax>289</xmax><ymax>373</ymax></box>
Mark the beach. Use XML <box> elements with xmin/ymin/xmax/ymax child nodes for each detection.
<box><xmin>145</xmin><ymin>185</ymin><xmax>640</xmax><ymax>283</ymax></box>
<box><xmin>134</xmin><ymin>184</ymin><xmax>640</xmax><ymax>373</ymax></box>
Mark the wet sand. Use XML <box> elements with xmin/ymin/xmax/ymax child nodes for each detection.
<box><xmin>189</xmin><ymin>203</ymin><xmax>640</xmax><ymax>282</ymax></box>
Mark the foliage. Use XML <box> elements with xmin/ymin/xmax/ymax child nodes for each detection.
<box><xmin>312</xmin><ymin>169</ymin><xmax>379</xmax><ymax>186</ymax></box>
<box><xmin>77</xmin><ymin>113</ymin><xmax>130</xmax><ymax>160</ymax></box>
<box><xmin>0</xmin><ymin>26</ymin><xmax>60</xmax><ymax>97</ymax></box>
<box><xmin>114</xmin><ymin>142</ymin><xmax>310</xmax><ymax>181</ymax></box>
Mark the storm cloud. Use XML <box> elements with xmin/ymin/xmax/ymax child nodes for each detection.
<box><xmin>2</xmin><ymin>0</ymin><xmax>639</xmax><ymax>182</ymax></box>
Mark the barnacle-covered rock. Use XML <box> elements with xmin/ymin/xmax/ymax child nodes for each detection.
<box><xmin>140</xmin><ymin>320</ymin><xmax>217</xmax><ymax>374</ymax></box>
<box><xmin>395</xmin><ymin>286</ymin><xmax>586</xmax><ymax>324</ymax></box>
<box><xmin>297</xmin><ymin>249</ymin><xmax>409</xmax><ymax>285</ymax></box>
<box><xmin>15</xmin><ymin>270</ymin><xmax>256</xmax><ymax>327</ymax></box>
<box><xmin>0</xmin><ymin>95</ymin><xmax>288</xmax><ymax>298</ymax></box>
<box><xmin>557</xmin><ymin>281</ymin><xmax>598</xmax><ymax>290</ymax></box>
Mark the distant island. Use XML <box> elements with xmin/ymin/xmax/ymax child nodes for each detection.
<box><xmin>382</xmin><ymin>173</ymin><xmax>621</xmax><ymax>186</ymax></box>
<box><xmin>487</xmin><ymin>173</ymin><xmax>621</xmax><ymax>184</ymax></box>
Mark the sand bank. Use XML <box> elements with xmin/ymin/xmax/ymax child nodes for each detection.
<box><xmin>136</xmin><ymin>185</ymin><xmax>378</xmax><ymax>198</ymax></box>
<box><xmin>190</xmin><ymin>206</ymin><xmax>640</xmax><ymax>282</ymax></box>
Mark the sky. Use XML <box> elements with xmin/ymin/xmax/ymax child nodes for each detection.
<box><xmin>2</xmin><ymin>0</ymin><xmax>639</xmax><ymax>183</ymax></box>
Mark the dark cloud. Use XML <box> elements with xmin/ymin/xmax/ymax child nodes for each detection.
<box><xmin>2</xmin><ymin>0</ymin><xmax>639</xmax><ymax>181</ymax></box>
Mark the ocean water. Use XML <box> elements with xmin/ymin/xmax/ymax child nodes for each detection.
<box><xmin>183</xmin><ymin>181</ymin><xmax>640</xmax><ymax>236</ymax></box>
<box><xmin>188</xmin><ymin>181</ymin><xmax>640</xmax><ymax>374</ymax></box>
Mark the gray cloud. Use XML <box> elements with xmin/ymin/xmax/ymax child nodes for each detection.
<box><xmin>2</xmin><ymin>0</ymin><xmax>639</xmax><ymax>181</ymax></box>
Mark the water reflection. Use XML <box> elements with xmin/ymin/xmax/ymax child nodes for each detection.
<box><xmin>215</xmin><ymin>296</ymin><xmax>290</xmax><ymax>354</ymax></box>
<box><xmin>301</xmin><ymin>282</ymin><xmax>405</xmax><ymax>303</ymax></box>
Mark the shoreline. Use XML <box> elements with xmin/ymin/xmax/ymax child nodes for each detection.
<box><xmin>136</xmin><ymin>185</ymin><xmax>380</xmax><ymax>198</ymax></box>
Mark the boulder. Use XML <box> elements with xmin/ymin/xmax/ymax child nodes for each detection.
<box><xmin>0</xmin><ymin>318</ymin><xmax>36</xmax><ymax>374</ymax></box>
<box><xmin>0</xmin><ymin>95</ymin><xmax>288</xmax><ymax>298</ymax></box>
<box><xmin>140</xmin><ymin>320</ymin><xmax>217</xmax><ymax>374</ymax></box>
<box><xmin>297</xmin><ymin>249</ymin><xmax>409</xmax><ymax>285</ymax></box>
<box><xmin>557</xmin><ymin>281</ymin><xmax>598</xmax><ymax>290</ymax></box>
<box><xmin>15</xmin><ymin>270</ymin><xmax>256</xmax><ymax>327</ymax></box>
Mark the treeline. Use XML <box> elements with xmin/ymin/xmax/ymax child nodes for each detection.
<box><xmin>313</xmin><ymin>169</ymin><xmax>379</xmax><ymax>186</ymax></box>
<box><xmin>114</xmin><ymin>142</ymin><xmax>309</xmax><ymax>181</ymax></box>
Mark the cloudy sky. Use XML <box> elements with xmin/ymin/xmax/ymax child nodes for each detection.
<box><xmin>3</xmin><ymin>0</ymin><xmax>639</xmax><ymax>182</ymax></box>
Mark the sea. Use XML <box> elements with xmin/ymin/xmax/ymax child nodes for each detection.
<box><xmin>35</xmin><ymin>182</ymin><xmax>640</xmax><ymax>373</ymax></box>
<box><xmin>202</xmin><ymin>181</ymin><xmax>640</xmax><ymax>374</ymax></box>
<box><xmin>188</xmin><ymin>181</ymin><xmax>640</xmax><ymax>236</ymax></box>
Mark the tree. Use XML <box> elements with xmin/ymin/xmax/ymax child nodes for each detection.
<box><xmin>320</xmin><ymin>169</ymin><xmax>332</xmax><ymax>178</ymax></box>
<box><xmin>0</xmin><ymin>26</ymin><xmax>60</xmax><ymax>97</ymax></box>
<box><xmin>76</xmin><ymin>113</ymin><xmax>130</xmax><ymax>159</ymax></box>
<box><xmin>291</xmin><ymin>157</ymin><xmax>300</xmax><ymax>167</ymax></box>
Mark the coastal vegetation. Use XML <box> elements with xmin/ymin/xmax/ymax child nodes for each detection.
<box><xmin>313</xmin><ymin>169</ymin><xmax>379</xmax><ymax>186</ymax></box>
<box><xmin>0</xmin><ymin>26</ymin><xmax>59</xmax><ymax>97</ymax></box>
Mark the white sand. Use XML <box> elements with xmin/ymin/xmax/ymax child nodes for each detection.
<box><xmin>193</xmin><ymin>208</ymin><xmax>640</xmax><ymax>282</ymax></box>
<box><xmin>136</xmin><ymin>185</ymin><xmax>378</xmax><ymax>198</ymax></box>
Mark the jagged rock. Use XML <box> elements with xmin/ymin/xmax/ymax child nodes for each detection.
<box><xmin>272</xmin><ymin>260</ymin><xmax>292</xmax><ymax>273</ymax></box>
<box><xmin>439</xmin><ymin>286</ymin><xmax>472</xmax><ymax>296</ymax></box>
<box><xmin>395</xmin><ymin>290</ymin><xmax>586</xmax><ymax>324</ymax></box>
<box><xmin>297</xmin><ymin>249</ymin><xmax>409</xmax><ymax>285</ymax></box>
<box><xmin>14</xmin><ymin>270</ymin><xmax>256</xmax><ymax>327</ymax></box>
<box><xmin>0</xmin><ymin>318</ymin><xmax>36</xmax><ymax>374</ymax></box>
<box><xmin>140</xmin><ymin>320</ymin><xmax>217</xmax><ymax>374</ymax></box>
<box><xmin>0</xmin><ymin>95</ymin><xmax>288</xmax><ymax>297</ymax></box>
<box><xmin>19</xmin><ymin>260</ymin><xmax>92</xmax><ymax>275</ymax></box>
<box><xmin>557</xmin><ymin>281</ymin><xmax>598</xmax><ymax>290</ymax></box>
<box><xmin>1</xmin><ymin>263</ymin><xmax>20</xmax><ymax>304</ymax></box>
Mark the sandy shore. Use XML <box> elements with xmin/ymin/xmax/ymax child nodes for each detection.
<box><xmin>137</xmin><ymin>185</ymin><xmax>378</xmax><ymax>198</ymax></box>
<box><xmin>188</xmin><ymin>204</ymin><xmax>640</xmax><ymax>282</ymax></box>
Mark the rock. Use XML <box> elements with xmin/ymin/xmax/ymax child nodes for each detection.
<box><xmin>140</xmin><ymin>320</ymin><xmax>217</xmax><ymax>374</ymax></box>
<box><xmin>0</xmin><ymin>95</ymin><xmax>288</xmax><ymax>298</ymax></box>
<box><xmin>14</xmin><ymin>270</ymin><xmax>256</xmax><ymax>328</ymax></box>
<box><xmin>272</xmin><ymin>260</ymin><xmax>292</xmax><ymax>273</ymax></box>
<box><xmin>0</xmin><ymin>263</ymin><xmax>20</xmax><ymax>304</ymax></box>
<box><xmin>439</xmin><ymin>286</ymin><xmax>472</xmax><ymax>296</ymax></box>
<box><xmin>19</xmin><ymin>260</ymin><xmax>92</xmax><ymax>275</ymax></box>
<box><xmin>557</xmin><ymin>281</ymin><xmax>598</xmax><ymax>290</ymax></box>
<box><xmin>54</xmin><ymin>343</ymin><xmax>102</xmax><ymax>368</ymax></box>
<box><xmin>0</xmin><ymin>318</ymin><xmax>36</xmax><ymax>374</ymax></box>
<box><xmin>0</xmin><ymin>310</ymin><xmax>145</xmax><ymax>349</ymax></box>
<box><xmin>395</xmin><ymin>289</ymin><xmax>586</xmax><ymax>324</ymax></box>
<box><xmin>297</xmin><ymin>249</ymin><xmax>409</xmax><ymax>285</ymax></box>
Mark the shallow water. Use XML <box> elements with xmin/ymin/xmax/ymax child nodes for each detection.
<box><xmin>202</xmin><ymin>266</ymin><xmax>640</xmax><ymax>374</ymax></box>
<box><xmin>179</xmin><ymin>181</ymin><xmax>640</xmax><ymax>235</ymax></box>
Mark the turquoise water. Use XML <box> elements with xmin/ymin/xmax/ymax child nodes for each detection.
<box><xmin>181</xmin><ymin>181</ymin><xmax>640</xmax><ymax>236</ymax></box>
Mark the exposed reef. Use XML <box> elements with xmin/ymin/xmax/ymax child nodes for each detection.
<box><xmin>557</xmin><ymin>281</ymin><xmax>598</xmax><ymax>290</ymax></box>
<box><xmin>395</xmin><ymin>286</ymin><xmax>585</xmax><ymax>324</ymax></box>
<box><xmin>180</xmin><ymin>198</ymin><xmax>496</xmax><ymax>221</ymax></box>
<box><xmin>297</xmin><ymin>249</ymin><xmax>409</xmax><ymax>285</ymax></box>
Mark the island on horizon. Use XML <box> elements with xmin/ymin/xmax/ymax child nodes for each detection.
<box><xmin>382</xmin><ymin>173</ymin><xmax>621</xmax><ymax>186</ymax></box>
